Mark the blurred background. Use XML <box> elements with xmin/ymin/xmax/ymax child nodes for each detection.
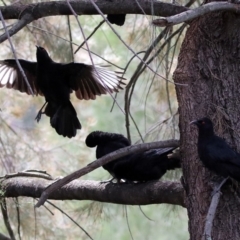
<box><xmin>0</xmin><ymin>5</ymin><xmax>191</xmax><ymax>239</ymax></box>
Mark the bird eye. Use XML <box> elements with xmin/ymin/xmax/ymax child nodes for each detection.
<box><xmin>201</xmin><ymin>121</ymin><xmax>205</xmax><ymax>124</ymax></box>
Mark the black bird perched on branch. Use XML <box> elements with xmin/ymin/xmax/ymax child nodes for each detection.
<box><xmin>85</xmin><ymin>131</ymin><xmax>181</xmax><ymax>182</ymax></box>
<box><xmin>85</xmin><ymin>131</ymin><xmax>131</xmax><ymax>178</ymax></box>
<box><xmin>0</xmin><ymin>46</ymin><xmax>125</xmax><ymax>138</ymax></box>
<box><xmin>107</xmin><ymin>14</ymin><xmax>126</xmax><ymax>26</ymax></box>
<box><xmin>191</xmin><ymin>117</ymin><xmax>240</xmax><ymax>182</ymax></box>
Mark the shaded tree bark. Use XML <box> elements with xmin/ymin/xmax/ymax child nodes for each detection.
<box><xmin>174</xmin><ymin>11</ymin><xmax>240</xmax><ymax>240</ymax></box>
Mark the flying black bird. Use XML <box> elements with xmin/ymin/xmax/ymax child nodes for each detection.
<box><xmin>107</xmin><ymin>14</ymin><xmax>126</xmax><ymax>26</ymax></box>
<box><xmin>85</xmin><ymin>131</ymin><xmax>181</xmax><ymax>182</ymax></box>
<box><xmin>0</xmin><ymin>46</ymin><xmax>125</xmax><ymax>138</ymax></box>
<box><xmin>191</xmin><ymin>117</ymin><xmax>240</xmax><ymax>182</ymax></box>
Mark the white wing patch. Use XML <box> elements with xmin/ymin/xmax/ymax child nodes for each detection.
<box><xmin>91</xmin><ymin>66</ymin><xmax>124</xmax><ymax>91</ymax></box>
<box><xmin>0</xmin><ymin>64</ymin><xmax>15</xmax><ymax>86</ymax></box>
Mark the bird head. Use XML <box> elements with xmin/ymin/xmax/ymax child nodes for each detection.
<box><xmin>85</xmin><ymin>131</ymin><xmax>105</xmax><ymax>148</ymax></box>
<box><xmin>36</xmin><ymin>46</ymin><xmax>51</xmax><ymax>62</ymax></box>
<box><xmin>190</xmin><ymin>117</ymin><xmax>214</xmax><ymax>134</ymax></box>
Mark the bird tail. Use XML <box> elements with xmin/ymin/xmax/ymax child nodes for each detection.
<box><xmin>46</xmin><ymin>101</ymin><xmax>81</xmax><ymax>138</ymax></box>
<box><xmin>85</xmin><ymin>131</ymin><xmax>130</xmax><ymax>148</ymax></box>
<box><xmin>145</xmin><ymin>148</ymin><xmax>181</xmax><ymax>170</ymax></box>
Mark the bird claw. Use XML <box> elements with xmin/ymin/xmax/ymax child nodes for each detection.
<box><xmin>100</xmin><ymin>177</ymin><xmax>124</xmax><ymax>184</ymax></box>
<box><xmin>100</xmin><ymin>178</ymin><xmax>116</xmax><ymax>184</ymax></box>
<box><xmin>35</xmin><ymin>112</ymin><xmax>41</xmax><ymax>122</ymax></box>
<box><xmin>35</xmin><ymin>111</ymin><xmax>44</xmax><ymax>122</ymax></box>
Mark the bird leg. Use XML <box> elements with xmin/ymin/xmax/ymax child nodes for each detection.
<box><xmin>35</xmin><ymin>101</ymin><xmax>47</xmax><ymax>122</ymax></box>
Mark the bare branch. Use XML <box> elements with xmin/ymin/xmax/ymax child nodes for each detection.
<box><xmin>1</xmin><ymin>199</ymin><xmax>16</xmax><ymax>240</ymax></box>
<box><xmin>15</xmin><ymin>198</ymin><xmax>22</xmax><ymax>240</ymax></box>
<box><xmin>0</xmin><ymin>0</ymin><xmax>188</xmax><ymax>43</ymax></box>
<box><xmin>46</xmin><ymin>201</ymin><xmax>94</xmax><ymax>240</ymax></box>
<box><xmin>74</xmin><ymin>20</ymin><xmax>105</xmax><ymax>54</ymax></box>
<box><xmin>152</xmin><ymin>2</ymin><xmax>240</xmax><ymax>27</ymax></box>
<box><xmin>1</xmin><ymin>0</ymin><xmax>188</xmax><ymax>20</ymax></box>
<box><xmin>202</xmin><ymin>179</ymin><xmax>228</xmax><ymax>240</ymax></box>
<box><xmin>1</xmin><ymin>177</ymin><xmax>185</xmax><ymax>207</ymax></box>
<box><xmin>0</xmin><ymin>10</ymin><xmax>34</xmax><ymax>95</ymax></box>
<box><xmin>36</xmin><ymin>139</ymin><xmax>179</xmax><ymax>207</ymax></box>
<box><xmin>0</xmin><ymin>13</ymin><xmax>34</xmax><ymax>44</ymax></box>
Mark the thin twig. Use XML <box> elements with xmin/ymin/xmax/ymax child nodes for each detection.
<box><xmin>28</xmin><ymin>24</ymin><xmax>124</xmax><ymax>69</ymax></box>
<box><xmin>74</xmin><ymin>20</ymin><xmax>105</xmax><ymax>54</ymax></box>
<box><xmin>67</xmin><ymin>16</ymin><xmax>74</xmax><ymax>61</ymax></box>
<box><xmin>165</xmin><ymin>26</ymin><xmax>173</xmax><ymax>116</ymax></box>
<box><xmin>0</xmin><ymin>14</ymin><xmax>34</xmax><ymax>43</ymax></box>
<box><xmin>33</xmin><ymin>199</ymin><xmax>37</xmax><ymax>240</ymax></box>
<box><xmin>1</xmin><ymin>199</ymin><xmax>16</xmax><ymax>240</ymax></box>
<box><xmin>66</xmin><ymin>0</ymin><xmax>125</xmax><ymax>114</ymax></box>
<box><xmin>110</xmin><ymin>50</ymin><xmax>146</xmax><ymax>113</ymax></box>
<box><xmin>0</xmin><ymin>171</ymin><xmax>54</xmax><ymax>180</ymax></box>
<box><xmin>153</xmin><ymin>2</ymin><xmax>240</xmax><ymax>27</ymax></box>
<box><xmin>124</xmin><ymin>28</ymin><xmax>169</xmax><ymax>141</ymax></box>
<box><xmin>88</xmin><ymin>0</ymin><xmax>183</xmax><ymax>85</ymax></box>
<box><xmin>15</xmin><ymin>198</ymin><xmax>22</xmax><ymax>240</ymax></box>
<box><xmin>139</xmin><ymin>206</ymin><xmax>154</xmax><ymax>221</ymax></box>
<box><xmin>46</xmin><ymin>200</ymin><xmax>94</xmax><ymax>240</ymax></box>
<box><xmin>0</xmin><ymin>10</ymin><xmax>34</xmax><ymax>95</ymax></box>
<box><xmin>125</xmin><ymin>206</ymin><xmax>134</xmax><ymax>240</ymax></box>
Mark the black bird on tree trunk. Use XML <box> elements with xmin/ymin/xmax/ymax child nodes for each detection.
<box><xmin>191</xmin><ymin>117</ymin><xmax>240</xmax><ymax>182</ymax></box>
<box><xmin>0</xmin><ymin>46</ymin><xmax>125</xmax><ymax>138</ymax></box>
<box><xmin>85</xmin><ymin>131</ymin><xmax>181</xmax><ymax>183</ymax></box>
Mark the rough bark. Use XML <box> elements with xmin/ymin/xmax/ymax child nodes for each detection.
<box><xmin>1</xmin><ymin>178</ymin><xmax>185</xmax><ymax>207</ymax></box>
<box><xmin>174</xmin><ymin>12</ymin><xmax>240</xmax><ymax>240</ymax></box>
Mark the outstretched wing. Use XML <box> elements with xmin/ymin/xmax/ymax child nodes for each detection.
<box><xmin>0</xmin><ymin>59</ymin><xmax>40</xmax><ymax>95</ymax></box>
<box><xmin>62</xmin><ymin>63</ymin><xmax>126</xmax><ymax>100</ymax></box>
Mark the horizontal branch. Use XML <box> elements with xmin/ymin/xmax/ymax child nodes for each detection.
<box><xmin>1</xmin><ymin>0</ymin><xmax>188</xmax><ymax>20</ymax></box>
<box><xmin>152</xmin><ymin>2</ymin><xmax>240</xmax><ymax>27</ymax></box>
<box><xmin>1</xmin><ymin>177</ymin><xmax>185</xmax><ymax>207</ymax></box>
<box><xmin>36</xmin><ymin>139</ymin><xmax>179</xmax><ymax>207</ymax></box>
<box><xmin>0</xmin><ymin>0</ymin><xmax>188</xmax><ymax>43</ymax></box>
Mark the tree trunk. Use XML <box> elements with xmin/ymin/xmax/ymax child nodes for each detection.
<box><xmin>174</xmin><ymin>12</ymin><xmax>240</xmax><ymax>239</ymax></box>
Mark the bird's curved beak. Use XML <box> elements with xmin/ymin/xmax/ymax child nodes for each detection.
<box><xmin>190</xmin><ymin>120</ymin><xmax>198</xmax><ymax>125</ymax></box>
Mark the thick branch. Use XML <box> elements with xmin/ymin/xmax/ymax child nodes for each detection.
<box><xmin>0</xmin><ymin>0</ymin><xmax>188</xmax><ymax>43</ymax></box>
<box><xmin>153</xmin><ymin>2</ymin><xmax>240</xmax><ymax>27</ymax></box>
<box><xmin>1</xmin><ymin>178</ymin><xmax>185</xmax><ymax>207</ymax></box>
<box><xmin>1</xmin><ymin>0</ymin><xmax>188</xmax><ymax>20</ymax></box>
